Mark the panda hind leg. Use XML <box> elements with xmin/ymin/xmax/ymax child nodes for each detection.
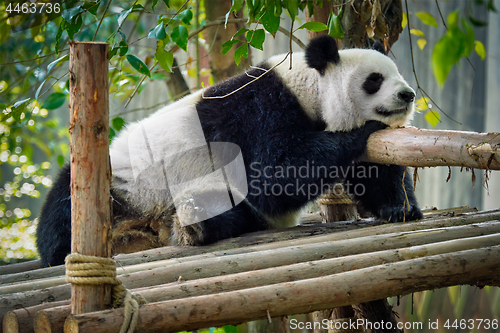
<box><xmin>171</xmin><ymin>189</ymin><xmax>269</xmax><ymax>246</ymax></box>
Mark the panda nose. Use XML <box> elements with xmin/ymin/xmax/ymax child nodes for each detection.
<box><xmin>399</xmin><ymin>91</ymin><xmax>415</xmax><ymax>103</ymax></box>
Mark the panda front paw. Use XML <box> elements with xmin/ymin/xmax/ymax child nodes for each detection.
<box><xmin>378</xmin><ymin>204</ymin><xmax>423</xmax><ymax>223</ymax></box>
<box><xmin>354</xmin><ymin>120</ymin><xmax>389</xmax><ymax>142</ymax></box>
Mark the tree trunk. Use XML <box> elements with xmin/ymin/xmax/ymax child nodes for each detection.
<box><xmin>204</xmin><ymin>0</ymin><xmax>251</xmax><ymax>82</ymax></box>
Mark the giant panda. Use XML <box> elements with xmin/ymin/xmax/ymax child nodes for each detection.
<box><xmin>36</xmin><ymin>35</ymin><xmax>422</xmax><ymax>267</ymax></box>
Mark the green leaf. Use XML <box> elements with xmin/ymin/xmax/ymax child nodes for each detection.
<box><xmin>57</xmin><ymin>155</ymin><xmax>65</xmax><ymax>168</ymax></box>
<box><xmin>447</xmin><ymin>10</ymin><xmax>459</xmax><ymax>29</ymax></box>
<box><xmin>109</xmin><ymin>127</ymin><xmax>116</xmax><ymax>142</ymax></box>
<box><xmin>14</xmin><ymin>98</ymin><xmax>31</xmax><ymax>108</ymax></box>
<box><xmin>284</xmin><ymin>0</ymin><xmax>299</xmax><ymax>19</ymax></box>
<box><xmin>402</xmin><ymin>13</ymin><xmax>407</xmax><ymax>29</ymax></box>
<box><xmin>296</xmin><ymin>22</ymin><xmax>328</xmax><ymax>32</ymax></box>
<box><xmin>55</xmin><ymin>20</ymin><xmax>68</xmax><ymax>54</ymax></box>
<box><xmin>178</xmin><ymin>8</ymin><xmax>193</xmax><ymax>25</ymax></box>
<box><xmin>410</xmin><ymin>29</ymin><xmax>425</xmax><ymax>37</ymax></box>
<box><xmin>62</xmin><ymin>6</ymin><xmax>84</xmax><ymax>23</ymax></box>
<box><xmin>475</xmin><ymin>40</ymin><xmax>486</xmax><ymax>60</ymax></box>
<box><xmin>221</xmin><ymin>39</ymin><xmax>239</xmax><ymax>54</ymax></box>
<box><xmin>327</xmin><ymin>11</ymin><xmax>344</xmax><ymax>39</ymax></box>
<box><xmin>66</xmin><ymin>15</ymin><xmax>83</xmax><ymax>40</ymax></box>
<box><xmin>83</xmin><ymin>1</ymin><xmax>100</xmax><ymax>15</ymax></box>
<box><xmin>469</xmin><ymin>16</ymin><xmax>488</xmax><ymax>27</ymax></box>
<box><xmin>35</xmin><ymin>76</ymin><xmax>55</xmax><ymax>100</ymax></box>
<box><xmin>162</xmin><ymin>0</ymin><xmax>170</xmax><ymax>8</ymax></box>
<box><xmin>42</xmin><ymin>93</ymin><xmax>66</xmax><ymax>110</ymax></box>
<box><xmin>234</xmin><ymin>43</ymin><xmax>248</xmax><ymax>66</ymax></box>
<box><xmin>230</xmin><ymin>0</ymin><xmax>244</xmax><ymax>13</ymax></box>
<box><xmin>151</xmin><ymin>73</ymin><xmax>168</xmax><ymax>80</ymax></box>
<box><xmin>234</xmin><ymin>28</ymin><xmax>249</xmax><ymax>38</ymax></box>
<box><xmin>488</xmin><ymin>0</ymin><xmax>497</xmax><ymax>12</ymax></box>
<box><xmin>126</xmin><ymin>55</ymin><xmax>151</xmax><ymax>77</ymax></box>
<box><xmin>261</xmin><ymin>10</ymin><xmax>280</xmax><ymax>35</ymax></box>
<box><xmin>155</xmin><ymin>40</ymin><xmax>174</xmax><ymax>72</ymax></box>
<box><xmin>416</xmin><ymin>12</ymin><xmax>438</xmax><ymax>27</ymax></box>
<box><xmin>148</xmin><ymin>23</ymin><xmax>166</xmax><ymax>39</ymax></box>
<box><xmin>119</xmin><ymin>39</ymin><xmax>129</xmax><ymax>56</ymax></box>
<box><xmin>112</xmin><ymin>117</ymin><xmax>126</xmax><ymax>131</ymax></box>
<box><xmin>118</xmin><ymin>7</ymin><xmax>134</xmax><ymax>27</ymax></box>
<box><xmin>425</xmin><ymin>110</ymin><xmax>440</xmax><ymax>127</ymax></box>
<box><xmin>152</xmin><ymin>0</ymin><xmax>158</xmax><ymax>11</ymax></box>
<box><xmin>461</xmin><ymin>19</ymin><xmax>475</xmax><ymax>57</ymax></box>
<box><xmin>47</xmin><ymin>54</ymin><xmax>69</xmax><ymax>73</ymax></box>
<box><xmin>248</xmin><ymin>29</ymin><xmax>265</xmax><ymax>50</ymax></box>
<box><xmin>171</xmin><ymin>25</ymin><xmax>188</xmax><ymax>51</ymax></box>
<box><xmin>432</xmin><ymin>34</ymin><xmax>460</xmax><ymax>86</ymax></box>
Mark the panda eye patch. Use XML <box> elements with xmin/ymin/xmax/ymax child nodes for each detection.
<box><xmin>363</xmin><ymin>72</ymin><xmax>384</xmax><ymax>95</ymax></box>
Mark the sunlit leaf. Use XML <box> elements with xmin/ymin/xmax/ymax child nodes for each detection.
<box><xmin>416</xmin><ymin>12</ymin><xmax>438</xmax><ymax>27</ymax></box>
<box><xmin>402</xmin><ymin>13</ymin><xmax>407</xmax><ymax>29</ymax></box>
<box><xmin>431</xmin><ymin>33</ymin><xmax>460</xmax><ymax>86</ymax></box>
<box><xmin>417</xmin><ymin>38</ymin><xmax>427</xmax><ymax>50</ymax></box>
<box><xmin>447</xmin><ymin>10</ymin><xmax>459</xmax><ymax>29</ymax></box>
<box><xmin>118</xmin><ymin>7</ymin><xmax>134</xmax><ymax>27</ymax></box>
<box><xmin>425</xmin><ymin>110</ymin><xmax>440</xmax><ymax>127</ymax></box>
<box><xmin>410</xmin><ymin>29</ymin><xmax>425</xmax><ymax>37</ymax></box>
<box><xmin>14</xmin><ymin>98</ymin><xmax>31</xmax><ymax>108</ymax></box>
<box><xmin>155</xmin><ymin>40</ymin><xmax>174</xmax><ymax>72</ymax></box>
<box><xmin>415</xmin><ymin>97</ymin><xmax>430</xmax><ymax>112</ymax></box>
<box><xmin>47</xmin><ymin>54</ymin><xmax>69</xmax><ymax>73</ymax></box>
<box><xmin>148</xmin><ymin>23</ymin><xmax>166</xmax><ymax>39</ymax></box>
<box><xmin>126</xmin><ymin>55</ymin><xmax>151</xmax><ymax>77</ymax></box>
<box><xmin>296</xmin><ymin>22</ymin><xmax>328</xmax><ymax>32</ymax></box>
<box><xmin>475</xmin><ymin>40</ymin><xmax>486</xmax><ymax>60</ymax></box>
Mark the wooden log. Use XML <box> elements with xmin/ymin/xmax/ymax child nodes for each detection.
<box><xmin>68</xmin><ymin>41</ymin><xmax>112</xmax><ymax>314</ymax></box>
<box><xmin>1</xmin><ymin>210</ymin><xmax>498</xmax><ymax>320</ymax></box>
<box><xmin>64</xmin><ymin>246</ymin><xmax>500</xmax><ymax>333</ymax></box>
<box><xmin>2</xmin><ymin>300</ymin><xmax>69</xmax><ymax>333</ymax></box>
<box><xmin>0</xmin><ymin>260</ymin><xmax>41</xmax><ymax>276</ymax></box>
<box><xmin>15</xmin><ymin>232</ymin><xmax>500</xmax><ymax>333</ymax></box>
<box><xmin>365</xmin><ymin>127</ymin><xmax>500</xmax><ymax>170</ymax></box>
<box><xmin>2</xmin><ymin>210</ymin><xmax>499</xmax><ymax>296</ymax></box>
<box><xmin>0</xmin><ymin>207</ymin><xmax>479</xmax><ymax>287</ymax></box>
<box><xmin>34</xmin><ymin>304</ymin><xmax>71</xmax><ymax>333</ymax></box>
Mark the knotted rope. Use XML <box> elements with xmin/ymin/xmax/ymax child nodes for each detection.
<box><xmin>65</xmin><ymin>253</ymin><xmax>146</xmax><ymax>333</ymax></box>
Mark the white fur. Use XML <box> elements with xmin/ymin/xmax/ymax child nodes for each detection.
<box><xmin>268</xmin><ymin>49</ymin><xmax>415</xmax><ymax>131</ymax></box>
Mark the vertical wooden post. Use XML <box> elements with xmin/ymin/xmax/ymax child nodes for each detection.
<box><xmin>69</xmin><ymin>42</ymin><xmax>112</xmax><ymax>314</ymax></box>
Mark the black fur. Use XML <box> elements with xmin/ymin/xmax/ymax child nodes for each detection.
<box><xmin>372</xmin><ymin>41</ymin><xmax>387</xmax><ymax>55</ymax></box>
<box><xmin>362</xmin><ymin>73</ymin><xmax>384</xmax><ymax>95</ymax></box>
<box><xmin>305</xmin><ymin>35</ymin><xmax>340</xmax><ymax>75</ymax></box>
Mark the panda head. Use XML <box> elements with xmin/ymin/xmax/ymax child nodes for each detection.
<box><xmin>305</xmin><ymin>35</ymin><xmax>415</xmax><ymax>131</ymax></box>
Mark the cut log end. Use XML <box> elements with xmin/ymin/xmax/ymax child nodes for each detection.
<box><xmin>63</xmin><ymin>315</ymin><xmax>79</xmax><ymax>333</ymax></box>
<box><xmin>34</xmin><ymin>310</ymin><xmax>51</xmax><ymax>333</ymax></box>
<box><xmin>3</xmin><ymin>311</ymin><xmax>18</xmax><ymax>333</ymax></box>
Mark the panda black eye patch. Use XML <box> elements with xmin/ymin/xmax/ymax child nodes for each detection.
<box><xmin>362</xmin><ymin>72</ymin><xmax>384</xmax><ymax>95</ymax></box>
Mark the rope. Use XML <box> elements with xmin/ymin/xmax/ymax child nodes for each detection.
<box><xmin>65</xmin><ymin>253</ymin><xmax>146</xmax><ymax>333</ymax></box>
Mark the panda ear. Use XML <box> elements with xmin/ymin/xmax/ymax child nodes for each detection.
<box><xmin>372</xmin><ymin>41</ymin><xmax>387</xmax><ymax>55</ymax></box>
<box><xmin>305</xmin><ymin>35</ymin><xmax>340</xmax><ymax>75</ymax></box>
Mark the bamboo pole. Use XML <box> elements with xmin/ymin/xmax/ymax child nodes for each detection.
<box><xmin>365</xmin><ymin>127</ymin><xmax>500</xmax><ymax>170</ymax></box>
<box><xmin>33</xmin><ymin>232</ymin><xmax>499</xmax><ymax>333</ymax></box>
<box><xmin>2</xmin><ymin>212</ymin><xmax>500</xmax><ymax>297</ymax></box>
<box><xmin>64</xmin><ymin>246</ymin><xmax>500</xmax><ymax>333</ymax></box>
<box><xmin>68</xmin><ymin>41</ymin><xmax>112</xmax><ymax>314</ymax></box>
<box><xmin>0</xmin><ymin>207</ymin><xmax>481</xmax><ymax>287</ymax></box>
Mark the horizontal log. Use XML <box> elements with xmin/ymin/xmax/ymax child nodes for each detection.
<box><xmin>30</xmin><ymin>233</ymin><xmax>500</xmax><ymax>333</ymax></box>
<box><xmin>2</xmin><ymin>300</ymin><xmax>69</xmax><ymax>333</ymax></box>
<box><xmin>0</xmin><ymin>261</ymin><xmax>41</xmax><ymax>276</ymax></box>
<box><xmin>64</xmin><ymin>246</ymin><xmax>500</xmax><ymax>333</ymax></box>
<box><xmin>365</xmin><ymin>127</ymin><xmax>500</xmax><ymax>170</ymax></box>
